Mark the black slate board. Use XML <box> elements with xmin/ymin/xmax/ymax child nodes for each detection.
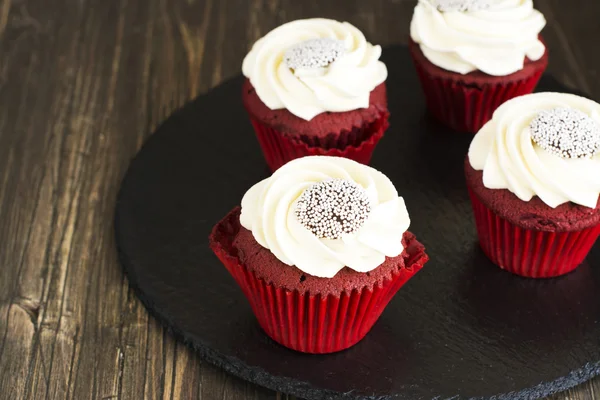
<box><xmin>114</xmin><ymin>45</ymin><xmax>600</xmax><ymax>400</ymax></box>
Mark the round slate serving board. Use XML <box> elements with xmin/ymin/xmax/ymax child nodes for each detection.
<box><xmin>114</xmin><ymin>45</ymin><xmax>600</xmax><ymax>400</ymax></box>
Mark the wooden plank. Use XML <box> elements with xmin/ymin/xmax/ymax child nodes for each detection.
<box><xmin>23</xmin><ymin>0</ymin><xmax>127</xmax><ymax>397</ymax></box>
<box><xmin>169</xmin><ymin>343</ymin><xmax>202</xmax><ymax>399</ymax></box>
<box><xmin>142</xmin><ymin>320</ymin><xmax>167</xmax><ymax>400</ymax></box>
<box><xmin>0</xmin><ymin>302</ymin><xmax>38</xmax><ymax>399</ymax></box>
<box><xmin>0</xmin><ymin>1</ymin><xmax>83</xmax><ymax>399</ymax></box>
<box><xmin>0</xmin><ymin>0</ymin><xmax>11</xmax><ymax>36</ymax></box>
<box><xmin>199</xmin><ymin>362</ymin><xmax>278</xmax><ymax>400</ymax></box>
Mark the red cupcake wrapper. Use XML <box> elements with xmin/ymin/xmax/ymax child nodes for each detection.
<box><xmin>248</xmin><ymin>113</ymin><xmax>388</xmax><ymax>172</ymax></box>
<box><xmin>410</xmin><ymin>48</ymin><xmax>545</xmax><ymax>134</ymax></box>
<box><xmin>210</xmin><ymin>210</ymin><xmax>428</xmax><ymax>354</ymax></box>
<box><xmin>468</xmin><ymin>188</ymin><xmax>600</xmax><ymax>278</ymax></box>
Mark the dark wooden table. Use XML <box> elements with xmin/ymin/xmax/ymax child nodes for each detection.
<box><xmin>0</xmin><ymin>0</ymin><xmax>599</xmax><ymax>399</ymax></box>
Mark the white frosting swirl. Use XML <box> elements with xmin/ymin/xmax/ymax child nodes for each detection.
<box><xmin>242</xmin><ymin>19</ymin><xmax>387</xmax><ymax>121</ymax></box>
<box><xmin>240</xmin><ymin>156</ymin><xmax>410</xmax><ymax>278</ymax></box>
<box><xmin>469</xmin><ymin>92</ymin><xmax>600</xmax><ymax>208</ymax></box>
<box><xmin>410</xmin><ymin>0</ymin><xmax>546</xmax><ymax>76</ymax></box>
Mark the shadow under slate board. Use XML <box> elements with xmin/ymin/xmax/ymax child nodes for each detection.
<box><xmin>114</xmin><ymin>45</ymin><xmax>600</xmax><ymax>400</ymax></box>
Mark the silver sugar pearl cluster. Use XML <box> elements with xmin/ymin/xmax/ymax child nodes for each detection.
<box><xmin>295</xmin><ymin>179</ymin><xmax>371</xmax><ymax>240</ymax></box>
<box><xmin>284</xmin><ymin>38</ymin><xmax>345</xmax><ymax>70</ymax></box>
<box><xmin>530</xmin><ymin>107</ymin><xmax>600</xmax><ymax>159</ymax></box>
<box><xmin>431</xmin><ymin>0</ymin><xmax>492</xmax><ymax>12</ymax></box>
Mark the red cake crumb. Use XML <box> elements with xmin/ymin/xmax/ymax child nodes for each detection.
<box><xmin>465</xmin><ymin>157</ymin><xmax>600</xmax><ymax>232</ymax></box>
<box><xmin>408</xmin><ymin>38</ymin><xmax>549</xmax><ymax>87</ymax></box>
<box><xmin>242</xmin><ymin>78</ymin><xmax>389</xmax><ymax>146</ymax></box>
<box><xmin>211</xmin><ymin>207</ymin><xmax>428</xmax><ymax>296</ymax></box>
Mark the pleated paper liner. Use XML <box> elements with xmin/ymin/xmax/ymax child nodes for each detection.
<box><xmin>210</xmin><ymin>208</ymin><xmax>429</xmax><ymax>354</ymax></box>
<box><xmin>248</xmin><ymin>112</ymin><xmax>389</xmax><ymax>172</ymax></box>
<box><xmin>468</xmin><ymin>189</ymin><xmax>600</xmax><ymax>278</ymax></box>
<box><xmin>409</xmin><ymin>40</ymin><xmax>547</xmax><ymax>134</ymax></box>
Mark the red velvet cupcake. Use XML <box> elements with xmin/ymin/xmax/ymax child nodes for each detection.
<box><xmin>409</xmin><ymin>0</ymin><xmax>548</xmax><ymax>133</ymax></box>
<box><xmin>209</xmin><ymin>156</ymin><xmax>429</xmax><ymax>353</ymax></box>
<box><xmin>241</xmin><ymin>19</ymin><xmax>389</xmax><ymax>171</ymax></box>
<box><xmin>466</xmin><ymin>93</ymin><xmax>600</xmax><ymax>278</ymax></box>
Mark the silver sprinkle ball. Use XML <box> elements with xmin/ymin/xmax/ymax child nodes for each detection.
<box><xmin>431</xmin><ymin>0</ymin><xmax>492</xmax><ymax>12</ymax></box>
<box><xmin>295</xmin><ymin>178</ymin><xmax>371</xmax><ymax>240</ymax></box>
<box><xmin>284</xmin><ymin>38</ymin><xmax>345</xmax><ymax>70</ymax></box>
<box><xmin>530</xmin><ymin>107</ymin><xmax>600</xmax><ymax>159</ymax></box>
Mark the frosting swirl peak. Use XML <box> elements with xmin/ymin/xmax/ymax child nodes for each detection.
<box><xmin>410</xmin><ymin>0</ymin><xmax>546</xmax><ymax>76</ymax></box>
<box><xmin>242</xmin><ymin>19</ymin><xmax>388</xmax><ymax>121</ymax></box>
<box><xmin>469</xmin><ymin>92</ymin><xmax>600</xmax><ymax>209</ymax></box>
<box><xmin>240</xmin><ymin>156</ymin><xmax>410</xmax><ymax>278</ymax></box>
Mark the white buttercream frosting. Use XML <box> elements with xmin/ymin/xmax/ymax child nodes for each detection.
<box><xmin>242</xmin><ymin>18</ymin><xmax>387</xmax><ymax>121</ymax></box>
<box><xmin>240</xmin><ymin>156</ymin><xmax>410</xmax><ymax>278</ymax></box>
<box><xmin>469</xmin><ymin>92</ymin><xmax>600</xmax><ymax>208</ymax></box>
<box><xmin>410</xmin><ymin>0</ymin><xmax>546</xmax><ymax>76</ymax></box>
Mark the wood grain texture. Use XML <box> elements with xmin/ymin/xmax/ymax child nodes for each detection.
<box><xmin>0</xmin><ymin>0</ymin><xmax>598</xmax><ymax>399</ymax></box>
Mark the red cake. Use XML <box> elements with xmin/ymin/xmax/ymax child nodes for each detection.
<box><xmin>241</xmin><ymin>19</ymin><xmax>390</xmax><ymax>171</ymax></box>
<box><xmin>243</xmin><ymin>78</ymin><xmax>389</xmax><ymax>151</ymax></box>
<box><xmin>465</xmin><ymin>159</ymin><xmax>600</xmax><ymax>232</ymax></box>
<box><xmin>464</xmin><ymin>92</ymin><xmax>600</xmax><ymax>278</ymax></box>
<box><xmin>466</xmin><ymin>159</ymin><xmax>600</xmax><ymax>278</ymax></box>
<box><xmin>209</xmin><ymin>156</ymin><xmax>429</xmax><ymax>353</ymax></box>
<box><xmin>409</xmin><ymin>38</ymin><xmax>548</xmax><ymax>134</ymax></box>
<box><xmin>408</xmin><ymin>0</ymin><xmax>549</xmax><ymax>133</ymax></box>
<box><xmin>210</xmin><ymin>208</ymin><xmax>428</xmax><ymax>354</ymax></box>
<box><xmin>232</xmin><ymin>209</ymin><xmax>426</xmax><ymax>295</ymax></box>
